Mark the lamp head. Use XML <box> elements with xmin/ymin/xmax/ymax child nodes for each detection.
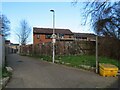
<box><xmin>50</xmin><ymin>10</ymin><xmax>54</xmax><ymax>12</ymax></box>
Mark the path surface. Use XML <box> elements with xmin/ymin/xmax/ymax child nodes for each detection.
<box><xmin>6</xmin><ymin>54</ymin><xmax>119</xmax><ymax>88</ymax></box>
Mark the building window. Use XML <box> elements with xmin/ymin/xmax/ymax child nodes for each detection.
<box><xmin>69</xmin><ymin>35</ymin><xmax>72</xmax><ymax>38</ymax></box>
<box><xmin>59</xmin><ymin>34</ymin><xmax>64</xmax><ymax>38</ymax></box>
<box><xmin>45</xmin><ymin>34</ymin><xmax>51</xmax><ymax>39</ymax></box>
<box><xmin>37</xmin><ymin>35</ymin><xmax>40</xmax><ymax>39</ymax></box>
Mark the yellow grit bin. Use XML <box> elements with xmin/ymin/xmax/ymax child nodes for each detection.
<box><xmin>99</xmin><ymin>63</ymin><xmax>118</xmax><ymax>77</ymax></box>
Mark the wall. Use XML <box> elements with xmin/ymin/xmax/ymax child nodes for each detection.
<box><xmin>0</xmin><ymin>35</ymin><xmax>5</xmax><ymax>68</ymax></box>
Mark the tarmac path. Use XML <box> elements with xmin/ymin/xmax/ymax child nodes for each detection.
<box><xmin>6</xmin><ymin>54</ymin><xmax>119</xmax><ymax>88</ymax></box>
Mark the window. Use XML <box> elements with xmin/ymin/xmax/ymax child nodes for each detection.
<box><xmin>59</xmin><ymin>34</ymin><xmax>64</xmax><ymax>38</ymax></box>
<box><xmin>45</xmin><ymin>34</ymin><xmax>51</xmax><ymax>39</ymax></box>
<box><xmin>69</xmin><ymin>35</ymin><xmax>72</xmax><ymax>38</ymax></box>
<box><xmin>37</xmin><ymin>35</ymin><xmax>40</xmax><ymax>39</ymax></box>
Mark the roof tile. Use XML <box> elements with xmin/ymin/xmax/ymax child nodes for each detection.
<box><xmin>33</xmin><ymin>27</ymin><xmax>73</xmax><ymax>35</ymax></box>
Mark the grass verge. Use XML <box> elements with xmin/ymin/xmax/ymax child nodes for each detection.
<box><xmin>56</xmin><ymin>55</ymin><xmax>120</xmax><ymax>69</ymax></box>
<box><xmin>2</xmin><ymin>67</ymin><xmax>12</xmax><ymax>78</ymax></box>
<box><xmin>24</xmin><ymin>54</ymin><xmax>120</xmax><ymax>70</ymax></box>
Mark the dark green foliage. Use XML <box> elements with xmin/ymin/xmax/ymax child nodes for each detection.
<box><xmin>2</xmin><ymin>68</ymin><xmax>12</xmax><ymax>78</ymax></box>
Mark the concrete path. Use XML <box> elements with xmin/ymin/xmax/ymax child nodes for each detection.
<box><xmin>6</xmin><ymin>54</ymin><xmax>119</xmax><ymax>88</ymax></box>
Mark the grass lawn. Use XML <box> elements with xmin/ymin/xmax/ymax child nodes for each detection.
<box><xmin>27</xmin><ymin>54</ymin><xmax>120</xmax><ymax>69</ymax></box>
<box><xmin>56</xmin><ymin>55</ymin><xmax>120</xmax><ymax>69</ymax></box>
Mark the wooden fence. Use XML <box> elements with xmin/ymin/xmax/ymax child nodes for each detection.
<box><xmin>20</xmin><ymin>41</ymin><xmax>95</xmax><ymax>56</ymax></box>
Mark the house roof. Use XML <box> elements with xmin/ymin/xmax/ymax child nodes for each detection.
<box><xmin>73</xmin><ymin>33</ymin><xmax>96</xmax><ymax>38</ymax></box>
<box><xmin>33</xmin><ymin>27</ymin><xmax>73</xmax><ymax>35</ymax></box>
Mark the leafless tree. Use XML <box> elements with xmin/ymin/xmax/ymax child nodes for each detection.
<box><xmin>72</xmin><ymin>0</ymin><xmax>120</xmax><ymax>60</ymax></box>
<box><xmin>73</xmin><ymin>0</ymin><xmax>120</xmax><ymax>39</ymax></box>
<box><xmin>0</xmin><ymin>14</ymin><xmax>10</xmax><ymax>39</ymax></box>
<box><xmin>16</xmin><ymin>20</ymin><xmax>31</xmax><ymax>45</ymax></box>
<box><xmin>82</xmin><ymin>0</ymin><xmax>120</xmax><ymax>40</ymax></box>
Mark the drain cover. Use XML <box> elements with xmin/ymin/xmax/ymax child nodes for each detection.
<box><xmin>17</xmin><ymin>60</ymin><xmax>23</xmax><ymax>62</ymax></box>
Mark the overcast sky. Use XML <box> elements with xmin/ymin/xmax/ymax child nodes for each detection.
<box><xmin>2</xmin><ymin>2</ymin><xmax>94</xmax><ymax>44</ymax></box>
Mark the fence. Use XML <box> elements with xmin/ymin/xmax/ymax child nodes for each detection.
<box><xmin>0</xmin><ymin>35</ymin><xmax>5</xmax><ymax>68</ymax></box>
<box><xmin>98</xmin><ymin>37</ymin><xmax>120</xmax><ymax>61</ymax></box>
<box><xmin>20</xmin><ymin>40</ymin><xmax>95</xmax><ymax>56</ymax></box>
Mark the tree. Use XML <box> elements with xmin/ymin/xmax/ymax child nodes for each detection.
<box><xmin>72</xmin><ymin>1</ymin><xmax>120</xmax><ymax>60</ymax></box>
<box><xmin>82</xmin><ymin>0</ymin><xmax>120</xmax><ymax>40</ymax></box>
<box><xmin>0</xmin><ymin>14</ymin><xmax>10</xmax><ymax>39</ymax></box>
<box><xmin>16</xmin><ymin>20</ymin><xmax>31</xmax><ymax>45</ymax></box>
<box><xmin>79</xmin><ymin>0</ymin><xmax>120</xmax><ymax>60</ymax></box>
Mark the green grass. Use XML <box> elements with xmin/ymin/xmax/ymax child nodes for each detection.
<box><xmin>27</xmin><ymin>54</ymin><xmax>120</xmax><ymax>69</ymax></box>
<box><xmin>99</xmin><ymin>56</ymin><xmax>120</xmax><ymax>68</ymax></box>
<box><xmin>1</xmin><ymin>68</ymin><xmax>12</xmax><ymax>78</ymax></box>
<box><xmin>56</xmin><ymin>55</ymin><xmax>95</xmax><ymax>67</ymax></box>
<box><xmin>56</xmin><ymin>55</ymin><xmax>120</xmax><ymax>69</ymax></box>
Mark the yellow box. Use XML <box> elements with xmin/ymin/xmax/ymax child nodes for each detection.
<box><xmin>99</xmin><ymin>63</ymin><xmax>118</xmax><ymax>77</ymax></box>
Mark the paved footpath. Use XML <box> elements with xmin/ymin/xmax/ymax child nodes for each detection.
<box><xmin>6</xmin><ymin>54</ymin><xmax>119</xmax><ymax>88</ymax></box>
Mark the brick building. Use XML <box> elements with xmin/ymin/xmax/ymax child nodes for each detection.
<box><xmin>33</xmin><ymin>27</ymin><xmax>74</xmax><ymax>45</ymax></box>
<box><xmin>74</xmin><ymin>33</ymin><xmax>96</xmax><ymax>41</ymax></box>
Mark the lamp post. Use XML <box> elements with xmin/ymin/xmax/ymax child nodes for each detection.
<box><xmin>50</xmin><ymin>9</ymin><xmax>55</xmax><ymax>63</ymax></box>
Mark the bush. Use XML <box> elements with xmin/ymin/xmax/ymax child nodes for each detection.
<box><xmin>2</xmin><ymin>68</ymin><xmax>12</xmax><ymax>77</ymax></box>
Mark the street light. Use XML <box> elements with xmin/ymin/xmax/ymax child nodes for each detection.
<box><xmin>50</xmin><ymin>9</ymin><xmax>55</xmax><ymax>63</ymax></box>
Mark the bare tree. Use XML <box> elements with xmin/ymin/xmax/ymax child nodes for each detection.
<box><xmin>73</xmin><ymin>0</ymin><xmax>120</xmax><ymax>39</ymax></box>
<box><xmin>72</xmin><ymin>1</ymin><xmax>120</xmax><ymax>60</ymax></box>
<box><xmin>78</xmin><ymin>0</ymin><xmax>120</xmax><ymax>60</ymax></box>
<box><xmin>16</xmin><ymin>20</ymin><xmax>31</xmax><ymax>45</ymax></box>
<box><xmin>0</xmin><ymin>14</ymin><xmax>10</xmax><ymax>39</ymax></box>
<box><xmin>82</xmin><ymin>0</ymin><xmax>120</xmax><ymax>40</ymax></box>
